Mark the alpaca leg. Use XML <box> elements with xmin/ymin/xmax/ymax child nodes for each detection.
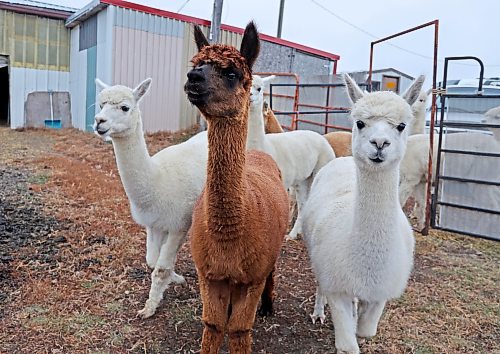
<box><xmin>356</xmin><ymin>300</ymin><xmax>386</xmax><ymax>338</ymax></box>
<box><xmin>138</xmin><ymin>230</ymin><xmax>186</xmax><ymax>318</ymax></box>
<box><xmin>145</xmin><ymin>227</ymin><xmax>163</xmax><ymax>268</ymax></box>
<box><xmin>258</xmin><ymin>269</ymin><xmax>275</xmax><ymax>316</ymax></box>
<box><xmin>412</xmin><ymin>181</ymin><xmax>427</xmax><ymax>231</ymax></box>
<box><xmin>200</xmin><ymin>278</ymin><xmax>230</xmax><ymax>354</ymax></box>
<box><xmin>327</xmin><ymin>294</ymin><xmax>359</xmax><ymax>354</ymax></box>
<box><xmin>227</xmin><ymin>281</ymin><xmax>266</xmax><ymax>354</ymax></box>
<box><xmin>287</xmin><ymin>188</ymin><xmax>298</xmax><ymax>236</ymax></box>
<box><xmin>287</xmin><ymin>180</ymin><xmax>310</xmax><ymax>240</ymax></box>
<box><xmin>310</xmin><ymin>286</ymin><xmax>327</xmax><ymax>324</ymax></box>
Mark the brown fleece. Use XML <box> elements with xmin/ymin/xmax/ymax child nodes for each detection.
<box><xmin>323</xmin><ymin>131</ymin><xmax>353</xmax><ymax>157</ymax></box>
<box><xmin>188</xmin><ymin>31</ymin><xmax>289</xmax><ymax>354</ymax></box>
<box><xmin>263</xmin><ymin>103</ymin><xmax>284</xmax><ymax>133</ymax></box>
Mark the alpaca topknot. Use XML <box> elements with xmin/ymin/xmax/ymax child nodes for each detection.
<box><xmin>350</xmin><ymin>91</ymin><xmax>413</xmax><ymax>125</ymax></box>
<box><xmin>191</xmin><ymin>44</ymin><xmax>253</xmax><ymax>90</ymax></box>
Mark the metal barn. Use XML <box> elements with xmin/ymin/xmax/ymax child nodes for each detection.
<box><xmin>65</xmin><ymin>0</ymin><xmax>341</xmax><ymax>133</ymax></box>
<box><xmin>0</xmin><ymin>0</ymin><xmax>74</xmax><ymax>129</ymax></box>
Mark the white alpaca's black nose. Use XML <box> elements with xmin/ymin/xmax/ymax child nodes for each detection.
<box><xmin>95</xmin><ymin>116</ymin><xmax>106</xmax><ymax>125</ymax></box>
<box><xmin>370</xmin><ymin>138</ymin><xmax>391</xmax><ymax>150</ymax></box>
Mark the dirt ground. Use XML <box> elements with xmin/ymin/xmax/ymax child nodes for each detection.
<box><xmin>0</xmin><ymin>127</ymin><xmax>498</xmax><ymax>354</ymax></box>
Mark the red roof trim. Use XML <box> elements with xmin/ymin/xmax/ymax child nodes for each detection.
<box><xmin>101</xmin><ymin>0</ymin><xmax>340</xmax><ymax>61</ymax></box>
<box><xmin>101</xmin><ymin>0</ymin><xmax>210</xmax><ymax>25</ymax></box>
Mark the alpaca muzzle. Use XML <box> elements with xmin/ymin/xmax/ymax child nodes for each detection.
<box><xmin>185</xmin><ymin>67</ymin><xmax>210</xmax><ymax>106</ymax></box>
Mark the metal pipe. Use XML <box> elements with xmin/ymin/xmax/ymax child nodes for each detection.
<box><xmin>277</xmin><ymin>0</ymin><xmax>285</xmax><ymax>38</ymax></box>
<box><xmin>209</xmin><ymin>0</ymin><xmax>223</xmax><ymax>43</ymax></box>
<box><xmin>422</xmin><ymin>19</ymin><xmax>439</xmax><ymax>235</ymax></box>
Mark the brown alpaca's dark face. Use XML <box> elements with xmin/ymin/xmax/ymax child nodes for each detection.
<box><xmin>184</xmin><ymin>22</ymin><xmax>260</xmax><ymax>120</ymax></box>
<box><xmin>185</xmin><ymin>58</ymin><xmax>248</xmax><ymax>119</ymax></box>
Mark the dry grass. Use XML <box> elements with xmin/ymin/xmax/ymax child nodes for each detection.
<box><xmin>0</xmin><ymin>127</ymin><xmax>498</xmax><ymax>353</ymax></box>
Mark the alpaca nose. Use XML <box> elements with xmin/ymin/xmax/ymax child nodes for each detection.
<box><xmin>95</xmin><ymin>116</ymin><xmax>107</xmax><ymax>125</ymax></box>
<box><xmin>187</xmin><ymin>66</ymin><xmax>206</xmax><ymax>83</ymax></box>
<box><xmin>370</xmin><ymin>138</ymin><xmax>391</xmax><ymax>150</ymax></box>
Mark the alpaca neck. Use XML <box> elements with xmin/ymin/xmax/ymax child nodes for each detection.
<box><xmin>352</xmin><ymin>164</ymin><xmax>401</xmax><ymax>240</ymax></box>
<box><xmin>411</xmin><ymin>107</ymin><xmax>426</xmax><ymax>135</ymax></box>
<box><xmin>246</xmin><ymin>103</ymin><xmax>266</xmax><ymax>150</ymax></box>
<box><xmin>111</xmin><ymin>115</ymin><xmax>155</xmax><ymax>204</ymax></box>
<box><xmin>206</xmin><ymin>115</ymin><xmax>247</xmax><ymax>240</ymax></box>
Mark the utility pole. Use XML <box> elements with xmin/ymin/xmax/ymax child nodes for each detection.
<box><xmin>210</xmin><ymin>0</ymin><xmax>224</xmax><ymax>43</ymax></box>
<box><xmin>199</xmin><ymin>0</ymin><xmax>223</xmax><ymax>132</ymax></box>
<box><xmin>277</xmin><ymin>0</ymin><xmax>285</xmax><ymax>38</ymax></box>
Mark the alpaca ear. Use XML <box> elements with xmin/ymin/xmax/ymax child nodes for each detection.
<box><xmin>133</xmin><ymin>78</ymin><xmax>152</xmax><ymax>102</ymax></box>
<box><xmin>95</xmin><ymin>78</ymin><xmax>109</xmax><ymax>92</ymax></box>
<box><xmin>240</xmin><ymin>21</ymin><xmax>260</xmax><ymax>70</ymax></box>
<box><xmin>402</xmin><ymin>75</ymin><xmax>425</xmax><ymax>106</ymax></box>
<box><xmin>426</xmin><ymin>87</ymin><xmax>432</xmax><ymax>96</ymax></box>
<box><xmin>343</xmin><ymin>74</ymin><xmax>364</xmax><ymax>104</ymax></box>
<box><xmin>262</xmin><ymin>75</ymin><xmax>276</xmax><ymax>84</ymax></box>
<box><xmin>193</xmin><ymin>25</ymin><xmax>209</xmax><ymax>51</ymax></box>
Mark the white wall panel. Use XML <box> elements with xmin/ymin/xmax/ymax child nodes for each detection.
<box><xmin>10</xmin><ymin>67</ymin><xmax>69</xmax><ymax>128</ymax></box>
<box><xmin>69</xmin><ymin>26</ymin><xmax>87</xmax><ymax>130</ymax></box>
<box><xmin>113</xmin><ymin>26</ymin><xmax>183</xmax><ymax>132</ymax></box>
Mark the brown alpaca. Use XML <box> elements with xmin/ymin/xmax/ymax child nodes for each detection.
<box><xmin>184</xmin><ymin>22</ymin><xmax>289</xmax><ymax>354</ymax></box>
<box><xmin>263</xmin><ymin>101</ymin><xmax>284</xmax><ymax>133</ymax></box>
<box><xmin>323</xmin><ymin>130</ymin><xmax>353</xmax><ymax>157</ymax></box>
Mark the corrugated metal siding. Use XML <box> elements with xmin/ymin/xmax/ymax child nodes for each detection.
<box><xmin>0</xmin><ymin>9</ymin><xmax>70</xmax><ymax>128</ymax></box>
<box><xmin>179</xmin><ymin>25</ymin><xmax>244</xmax><ymax>129</ymax></box>
<box><xmin>69</xmin><ymin>25</ymin><xmax>87</xmax><ymax>130</ymax></box>
<box><xmin>9</xmin><ymin>67</ymin><xmax>69</xmax><ymax>128</ymax></box>
<box><xmin>110</xmin><ymin>6</ymin><xmax>186</xmax><ymax>132</ymax></box>
<box><xmin>79</xmin><ymin>14</ymin><xmax>97</xmax><ymax>51</ymax></box>
<box><xmin>113</xmin><ymin>25</ymin><xmax>184</xmax><ymax>132</ymax></box>
<box><xmin>0</xmin><ymin>9</ymin><xmax>70</xmax><ymax>71</ymax></box>
<box><xmin>254</xmin><ymin>40</ymin><xmax>293</xmax><ymax>73</ymax></box>
<box><xmin>85</xmin><ymin>45</ymin><xmax>97</xmax><ymax>131</ymax></box>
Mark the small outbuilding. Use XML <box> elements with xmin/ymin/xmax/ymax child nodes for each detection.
<box><xmin>0</xmin><ymin>0</ymin><xmax>74</xmax><ymax>129</ymax></box>
<box><xmin>65</xmin><ymin>0</ymin><xmax>341</xmax><ymax>132</ymax></box>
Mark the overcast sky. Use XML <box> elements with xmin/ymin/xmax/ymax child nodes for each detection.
<box><xmin>51</xmin><ymin>0</ymin><xmax>499</xmax><ymax>87</ymax></box>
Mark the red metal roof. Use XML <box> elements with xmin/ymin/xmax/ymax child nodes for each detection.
<box><xmin>101</xmin><ymin>0</ymin><xmax>340</xmax><ymax>61</ymax></box>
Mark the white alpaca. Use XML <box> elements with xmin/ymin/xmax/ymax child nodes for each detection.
<box><xmin>398</xmin><ymin>133</ymin><xmax>436</xmax><ymax>230</ymax></box>
<box><xmin>248</xmin><ymin>75</ymin><xmax>335</xmax><ymax>239</ymax></box>
<box><xmin>302</xmin><ymin>74</ymin><xmax>424</xmax><ymax>353</ymax></box>
<box><xmin>484</xmin><ymin>106</ymin><xmax>500</xmax><ymax>141</ymax></box>
<box><xmin>93</xmin><ymin>78</ymin><xmax>208</xmax><ymax>318</ymax></box>
<box><xmin>399</xmin><ymin>127</ymin><xmax>500</xmax><ymax>230</ymax></box>
<box><xmin>409</xmin><ymin>88</ymin><xmax>431</xmax><ymax>135</ymax></box>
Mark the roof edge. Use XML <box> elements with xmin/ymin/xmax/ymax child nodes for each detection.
<box><xmin>96</xmin><ymin>0</ymin><xmax>340</xmax><ymax>61</ymax></box>
<box><xmin>0</xmin><ymin>1</ymin><xmax>74</xmax><ymax>19</ymax></box>
<box><xmin>65</xmin><ymin>0</ymin><xmax>106</xmax><ymax>28</ymax></box>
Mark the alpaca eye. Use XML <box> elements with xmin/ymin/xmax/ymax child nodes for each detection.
<box><xmin>257</xmin><ymin>87</ymin><xmax>262</xmax><ymax>92</ymax></box>
<box><xmin>121</xmin><ymin>105</ymin><xmax>130</xmax><ymax>112</ymax></box>
<box><xmin>397</xmin><ymin>123</ymin><xmax>406</xmax><ymax>132</ymax></box>
<box><xmin>356</xmin><ymin>120</ymin><xmax>365</xmax><ymax>130</ymax></box>
<box><xmin>226</xmin><ymin>72</ymin><xmax>236</xmax><ymax>80</ymax></box>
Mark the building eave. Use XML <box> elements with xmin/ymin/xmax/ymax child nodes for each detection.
<box><xmin>65</xmin><ymin>0</ymin><xmax>107</xmax><ymax>28</ymax></box>
<box><xmin>0</xmin><ymin>1</ymin><xmax>74</xmax><ymax>19</ymax></box>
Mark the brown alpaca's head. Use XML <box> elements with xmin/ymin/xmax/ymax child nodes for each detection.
<box><xmin>184</xmin><ymin>21</ymin><xmax>260</xmax><ymax>120</ymax></box>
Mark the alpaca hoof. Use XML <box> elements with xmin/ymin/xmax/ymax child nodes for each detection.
<box><xmin>170</xmin><ymin>272</ymin><xmax>186</xmax><ymax>285</ymax></box>
<box><xmin>257</xmin><ymin>303</ymin><xmax>273</xmax><ymax>317</ymax></box>
<box><xmin>286</xmin><ymin>233</ymin><xmax>298</xmax><ymax>241</ymax></box>
<box><xmin>356</xmin><ymin>323</ymin><xmax>378</xmax><ymax>339</ymax></box>
<box><xmin>310</xmin><ymin>313</ymin><xmax>326</xmax><ymax>324</ymax></box>
<box><xmin>137</xmin><ymin>305</ymin><xmax>156</xmax><ymax>319</ymax></box>
<box><xmin>336</xmin><ymin>349</ymin><xmax>360</xmax><ymax>354</ymax></box>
